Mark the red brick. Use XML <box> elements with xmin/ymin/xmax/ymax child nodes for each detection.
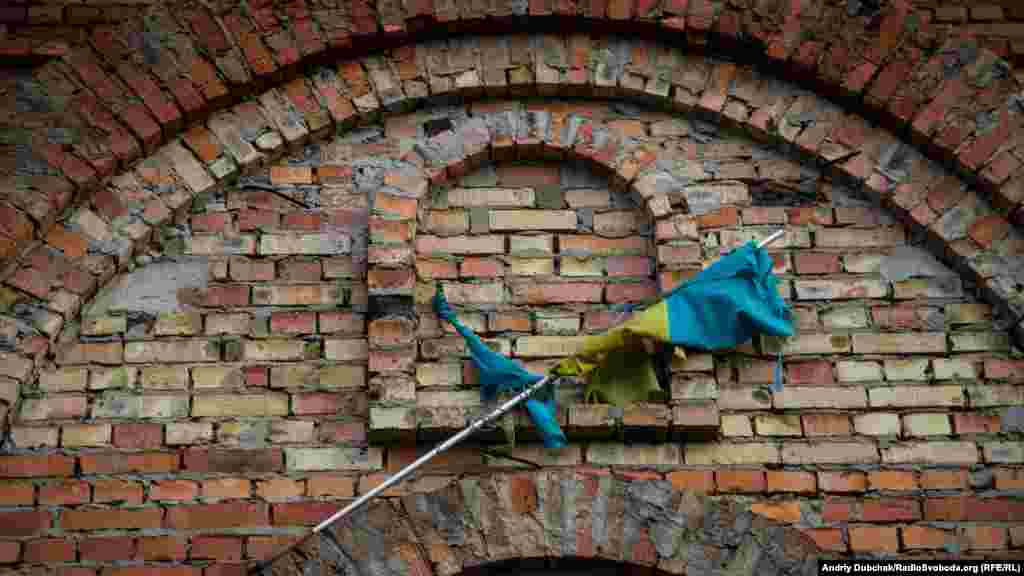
<box><xmin>902</xmin><ymin>525</ymin><xmax>953</xmax><ymax>549</ymax></box>
<box><xmin>819</xmin><ymin>472</ymin><xmax>866</xmax><ymax>493</ymax></box>
<box><xmin>0</xmin><ymin>204</ymin><xmax>34</xmax><ymax>241</ymax></box>
<box><xmin>79</xmin><ymin>537</ymin><xmax>136</xmax><ymax>562</ymax></box>
<box><xmin>606</xmin><ymin>281</ymin><xmax>658</xmax><ymax>303</ymax></box>
<box><xmin>103</xmin><ymin>567</ymin><xmax>201</xmax><ymax>576</ymax></box>
<box><xmin>849</xmin><ymin>525</ymin><xmax>899</xmax><ymax>553</ymax></box>
<box><xmin>496</xmin><ymin>163</ymin><xmax>560</xmax><ymax>187</ymax></box>
<box><xmin>0</xmin><ymin>481</ymin><xmax>35</xmax><ymax>505</ymax></box>
<box><xmin>80</xmin><ymin>452</ymin><xmax>179</xmax><ymax>475</ymax></box>
<box><xmin>256</xmin><ymin>477</ymin><xmax>305</xmax><ymax>501</ymax></box>
<box><xmin>200</xmin><ymin>478</ymin><xmax>252</xmax><ymax>500</ymax></box>
<box><xmin>963</xmin><ymin>525</ymin><xmax>1007</xmax><ymax>550</ymax></box>
<box><xmin>39</xmin><ymin>480</ymin><xmax>90</xmax><ymax>505</ymax></box>
<box><xmin>166</xmin><ymin>502</ymin><xmax>269</xmax><ymax>530</ymax></box>
<box><xmin>787</xmin><ymin>207</ymin><xmax>833</xmax><ymax>226</ymax></box>
<box><xmin>0</xmin><ymin>541</ymin><xmax>19</xmax><ymax>564</ymax></box>
<box><xmin>715</xmin><ymin>470</ymin><xmax>766</xmax><ymax>493</ymax></box>
<box><xmin>190</xmin><ymin>536</ymin><xmax>243</xmax><ymax>561</ymax></box>
<box><xmin>92</xmin><ymin>479</ymin><xmax>144</xmax><ymax>504</ymax></box>
<box><xmin>199</xmin><ymin>284</ymin><xmax>251</xmax><ymax>307</ymax></box>
<box><xmin>862</xmin><ymin>498</ymin><xmax>920</xmax><ymax>522</ymax></box>
<box><xmin>490</xmin><ymin>312</ymin><xmax>532</xmax><ymax>332</ymax></box>
<box><xmin>985</xmin><ymin>359</ymin><xmax>1024</xmax><ymax>380</ymax></box>
<box><xmin>307</xmin><ymin>474</ymin><xmax>357</xmax><ymax>498</ymax></box>
<box><xmin>416</xmin><ymin>259</ymin><xmax>458</xmax><ymax>279</ymax></box>
<box><xmin>460</xmin><ymin>257</ymin><xmax>504</xmax><ymax>277</ymax></box>
<box><xmin>995</xmin><ymin>468</ymin><xmax>1024</xmax><ymax>490</ymax></box>
<box><xmin>666</xmin><ymin>470</ymin><xmax>715</xmax><ymax>493</ymax></box>
<box><xmin>926</xmin><ymin>497</ymin><xmax>1024</xmax><ymax>521</ymax></box>
<box><xmin>46</xmin><ymin>226</ymin><xmax>89</xmax><ymax>259</ymax></box>
<box><xmin>696</xmin><ymin>206</ymin><xmax>739</xmax><ymax>229</ymax></box>
<box><xmin>742</xmin><ymin>207</ymin><xmax>786</xmax><ymax>225</ymax></box>
<box><xmin>869</xmin><ymin>470</ymin><xmax>918</xmax><ymax>491</ymax></box>
<box><xmin>182</xmin><ymin>125</ymin><xmax>222</xmax><ymax>163</ymax></box>
<box><xmin>137</xmin><ymin>536</ymin><xmax>188</xmax><ymax>561</ymax></box>
<box><xmin>278</xmin><ymin>259</ymin><xmax>322</xmax><ymax>281</ymax></box>
<box><xmin>282</xmin><ymin>211</ymin><xmax>323</xmax><ymax>230</ymax></box>
<box><xmin>61</xmin><ymin>508</ymin><xmax>162</xmax><ymax>531</ymax></box>
<box><xmin>270</xmin><ymin>311</ymin><xmax>317</xmax><ymax>333</ymax></box>
<box><xmin>374</xmin><ymin>194</ymin><xmax>417</xmax><ymax>219</ymax></box>
<box><xmin>0</xmin><ymin>454</ymin><xmax>75</xmax><ymax>478</ymax></box>
<box><xmin>0</xmin><ymin>510</ymin><xmax>50</xmax><ymax>537</ymax></box>
<box><xmin>113</xmin><ymin>423</ymin><xmax>164</xmax><ymax>449</ymax></box>
<box><xmin>317</xmin><ymin>422</ymin><xmax>367</xmax><ymax>445</ymax></box>
<box><xmin>750</xmin><ymin>501</ymin><xmax>802</xmax><ymax>523</ymax></box>
<box><xmin>367</xmin><ymin>268</ymin><xmax>415</xmax><ymax>293</ymax></box>
<box><xmin>607</xmin><ymin>255</ymin><xmax>652</xmax><ymax>277</ymax></box>
<box><xmin>191</xmin><ymin>212</ymin><xmax>232</xmax><ymax>233</ymax></box>
<box><xmin>802</xmin><ymin>414</ymin><xmax>851</xmax><ymax>436</ymax></box>
<box><xmin>801</xmin><ymin>528</ymin><xmax>846</xmax><ymax>552</ymax></box>
<box><xmin>238</xmin><ymin>209</ymin><xmax>279</xmax><ymax>231</ymax></box>
<box><xmin>766</xmin><ymin>470</ymin><xmax>816</xmax><ymax>493</ymax></box>
<box><xmin>920</xmin><ymin>469</ymin><xmax>968</xmax><ymax>490</ymax></box>
<box><xmin>246</xmin><ymin>535</ymin><xmax>304</xmax><ymax>561</ymax></box>
<box><xmin>786</xmin><ymin>361</ymin><xmax>833</xmax><ymax>385</ymax></box>
<box><xmin>271</xmin><ymin>501</ymin><xmax>338</xmax><ymax>526</ymax></box>
<box><xmin>793</xmin><ymin>252</ymin><xmax>841</xmax><ymax>274</ymax></box>
<box><xmin>23</xmin><ymin>538</ymin><xmax>75</xmax><ymax>563</ymax></box>
<box><xmin>954</xmin><ymin>413</ymin><xmax>1000</xmax><ymax>434</ymax></box>
<box><xmin>183</xmin><ymin>449</ymin><xmax>283</xmax><ymax>474</ymax></box>
<box><xmin>150</xmin><ymin>480</ymin><xmax>200</xmax><ymax>502</ymax></box>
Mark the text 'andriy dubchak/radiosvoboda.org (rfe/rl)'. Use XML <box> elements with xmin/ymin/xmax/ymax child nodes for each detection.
<box><xmin>819</xmin><ymin>560</ymin><xmax>1023</xmax><ymax>575</ymax></box>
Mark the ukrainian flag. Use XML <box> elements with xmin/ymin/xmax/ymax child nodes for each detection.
<box><xmin>433</xmin><ymin>241</ymin><xmax>794</xmax><ymax>449</ymax></box>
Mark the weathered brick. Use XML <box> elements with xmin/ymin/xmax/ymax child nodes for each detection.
<box><xmin>852</xmin><ymin>333</ymin><xmax>947</xmax><ymax>354</ymax></box>
<box><xmin>903</xmin><ymin>413</ymin><xmax>952</xmax><ymax>436</ymax></box>
<box><xmin>882</xmin><ymin>442</ymin><xmax>979</xmax><ymax>465</ymax></box>
<box><xmin>586</xmin><ymin>444</ymin><xmax>681</xmax><ymax>466</ymax></box>
<box><xmin>38</xmin><ymin>368</ymin><xmax>88</xmax><ymax>392</ymax></box>
<box><xmin>782</xmin><ymin>442</ymin><xmax>879</xmax><ymax>464</ymax></box>
<box><xmin>715</xmin><ymin>470</ymin><xmax>765</xmax><ymax>493</ymax></box>
<box><xmin>819</xmin><ymin>471</ymin><xmax>868</xmax><ymax>493</ymax></box>
<box><xmin>869</xmin><ymin>385</ymin><xmax>965</xmax><ymax>408</ymax></box>
<box><xmin>766</xmin><ymin>471</ymin><xmax>817</xmax><ymax>493</ymax></box>
<box><xmin>61</xmin><ymin>424</ymin><xmax>112</xmax><ymax>447</ymax></box>
<box><xmin>124</xmin><ymin>340</ymin><xmax>220</xmax><ymax>363</ymax></box>
<box><xmin>285</xmin><ymin>447</ymin><xmax>383</xmax><ymax>471</ymax></box>
<box><xmin>774</xmin><ymin>387</ymin><xmax>866</xmax><ymax>409</ymax></box>
<box><xmin>165</xmin><ymin>502</ymin><xmax>268</xmax><ymax>530</ymax></box>
<box><xmin>854</xmin><ymin>413</ymin><xmax>901</xmax><ymax>436</ymax></box>
<box><xmin>447</xmin><ymin>187</ymin><xmax>535</xmax><ymax>207</ymax></box>
<box><xmin>802</xmin><ymin>414</ymin><xmax>852</xmax><ymax>436</ymax></box>
<box><xmin>417</xmin><ymin>235</ymin><xmax>505</xmax><ymax>255</ymax></box>
<box><xmin>685</xmin><ymin>443</ymin><xmax>780</xmax><ymax>465</ymax></box>
<box><xmin>192</xmin><ymin>394</ymin><xmax>289</xmax><ymax>417</ymax></box>
<box><xmin>816</xmin><ymin>227</ymin><xmax>905</xmax><ymax>247</ymax></box>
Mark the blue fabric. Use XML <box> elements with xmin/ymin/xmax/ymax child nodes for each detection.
<box><xmin>665</xmin><ymin>241</ymin><xmax>793</xmax><ymax>349</ymax></box>
<box><xmin>433</xmin><ymin>287</ymin><xmax>568</xmax><ymax>448</ymax></box>
<box><xmin>432</xmin><ymin>241</ymin><xmax>792</xmax><ymax>448</ymax></box>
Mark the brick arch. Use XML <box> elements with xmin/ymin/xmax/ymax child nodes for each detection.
<box><xmin>261</xmin><ymin>469</ymin><xmax>824</xmax><ymax>575</ymax></box>
<box><xmin>4</xmin><ymin>33</ymin><xmax>1023</xmax><ymax>447</ymax></box>
<box><xmin>4</xmin><ymin>0</ymin><xmax>1023</xmax><ymax>207</ymax></box>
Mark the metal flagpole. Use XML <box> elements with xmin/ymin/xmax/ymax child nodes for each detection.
<box><xmin>312</xmin><ymin>228</ymin><xmax>787</xmax><ymax>534</ymax></box>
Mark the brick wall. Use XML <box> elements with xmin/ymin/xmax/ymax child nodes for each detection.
<box><xmin>1</xmin><ymin>2</ymin><xmax>1024</xmax><ymax>570</ymax></box>
<box><xmin>2</xmin><ymin>95</ymin><xmax>1022</xmax><ymax>573</ymax></box>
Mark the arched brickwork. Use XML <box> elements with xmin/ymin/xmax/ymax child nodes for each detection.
<box><xmin>4</xmin><ymin>34</ymin><xmax>1023</xmax><ymax>413</ymax></box>
<box><xmin>5</xmin><ymin>2</ymin><xmax>1024</xmax><ymax>266</ymax></box>
<box><xmin>260</xmin><ymin>469</ymin><xmax>824</xmax><ymax>576</ymax></box>
<box><xmin>1</xmin><ymin>19</ymin><xmax>1024</xmax><ymax>574</ymax></box>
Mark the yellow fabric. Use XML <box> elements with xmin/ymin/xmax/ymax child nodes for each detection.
<box><xmin>553</xmin><ymin>301</ymin><xmax>677</xmax><ymax>378</ymax></box>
